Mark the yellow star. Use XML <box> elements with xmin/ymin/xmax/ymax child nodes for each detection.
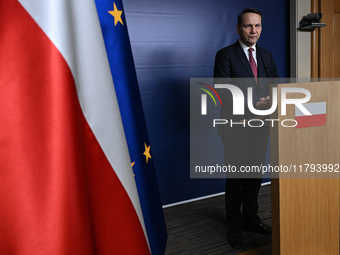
<box><xmin>143</xmin><ymin>143</ymin><xmax>152</xmax><ymax>164</ymax></box>
<box><xmin>131</xmin><ymin>162</ymin><xmax>135</xmax><ymax>176</ymax></box>
<box><xmin>108</xmin><ymin>3</ymin><xmax>124</xmax><ymax>26</ymax></box>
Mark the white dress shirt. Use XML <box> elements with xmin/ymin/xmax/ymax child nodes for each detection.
<box><xmin>238</xmin><ymin>39</ymin><xmax>257</xmax><ymax>65</ymax></box>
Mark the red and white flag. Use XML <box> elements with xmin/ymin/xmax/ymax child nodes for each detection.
<box><xmin>0</xmin><ymin>0</ymin><xmax>150</xmax><ymax>254</ymax></box>
<box><xmin>295</xmin><ymin>102</ymin><xmax>327</xmax><ymax>129</ymax></box>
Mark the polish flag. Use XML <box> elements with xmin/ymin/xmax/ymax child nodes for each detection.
<box><xmin>0</xmin><ymin>0</ymin><xmax>150</xmax><ymax>254</ymax></box>
<box><xmin>295</xmin><ymin>102</ymin><xmax>327</xmax><ymax>129</ymax></box>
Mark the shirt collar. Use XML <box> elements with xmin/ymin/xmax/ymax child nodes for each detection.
<box><xmin>238</xmin><ymin>39</ymin><xmax>256</xmax><ymax>53</ymax></box>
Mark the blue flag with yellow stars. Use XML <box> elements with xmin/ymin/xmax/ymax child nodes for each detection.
<box><xmin>94</xmin><ymin>1</ymin><xmax>168</xmax><ymax>254</ymax></box>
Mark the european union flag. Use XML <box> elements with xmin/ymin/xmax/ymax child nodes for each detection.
<box><xmin>94</xmin><ymin>1</ymin><xmax>168</xmax><ymax>254</ymax></box>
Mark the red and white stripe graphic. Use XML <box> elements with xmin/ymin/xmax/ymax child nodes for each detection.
<box><xmin>0</xmin><ymin>0</ymin><xmax>149</xmax><ymax>254</ymax></box>
<box><xmin>295</xmin><ymin>102</ymin><xmax>327</xmax><ymax>129</ymax></box>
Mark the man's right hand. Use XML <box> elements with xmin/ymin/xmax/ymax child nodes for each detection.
<box><xmin>255</xmin><ymin>96</ymin><xmax>270</xmax><ymax>110</ymax></box>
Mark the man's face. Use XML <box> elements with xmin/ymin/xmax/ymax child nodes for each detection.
<box><xmin>237</xmin><ymin>13</ymin><xmax>262</xmax><ymax>47</ymax></box>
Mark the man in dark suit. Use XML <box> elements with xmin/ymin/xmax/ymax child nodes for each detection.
<box><xmin>213</xmin><ymin>8</ymin><xmax>279</xmax><ymax>248</ymax></box>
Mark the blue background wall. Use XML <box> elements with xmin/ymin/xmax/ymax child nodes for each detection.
<box><xmin>123</xmin><ymin>0</ymin><xmax>289</xmax><ymax>205</ymax></box>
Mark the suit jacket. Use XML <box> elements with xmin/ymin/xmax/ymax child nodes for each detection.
<box><xmin>213</xmin><ymin>41</ymin><xmax>279</xmax><ymax>137</ymax></box>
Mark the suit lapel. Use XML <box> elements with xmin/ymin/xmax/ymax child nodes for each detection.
<box><xmin>234</xmin><ymin>42</ymin><xmax>257</xmax><ymax>85</ymax></box>
<box><xmin>256</xmin><ymin>50</ymin><xmax>264</xmax><ymax>78</ymax></box>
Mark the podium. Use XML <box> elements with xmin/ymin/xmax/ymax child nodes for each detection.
<box><xmin>270</xmin><ymin>81</ymin><xmax>340</xmax><ymax>255</ymax></box>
